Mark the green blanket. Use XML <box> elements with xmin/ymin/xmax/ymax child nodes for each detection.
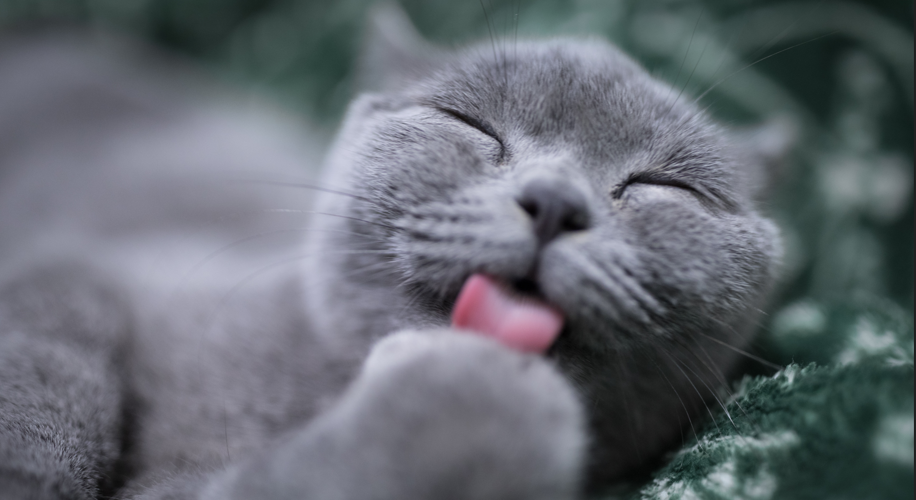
<box><xmin>636</xmin><ymin>296</ymin><xmax>913</xmax><ymax>500</ymax></box>
<box><xmin>2</xmin><ymin>1</ymin><xmax>912</xmax><ymax>499</ymax></box>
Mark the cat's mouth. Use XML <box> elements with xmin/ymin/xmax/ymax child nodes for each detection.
<box><xmin>509</xmin><ymin>277</ymin><xmax>542</xmax><ymax>297</ymax></box>
<box><xmin>450</xmin><ymin>273</ymin><xmax>565</xmax><ymax>354</ymax></box>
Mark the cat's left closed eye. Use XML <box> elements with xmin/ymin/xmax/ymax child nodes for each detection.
<box><xmin>438</xmin><ymin>108</ymin><xmax>500</xmax><ymax>141</ymax></box>
<box><xmin>437</xmin><ymin>108</ymin><xmax>506</xmax><ymax>163</ymax></box>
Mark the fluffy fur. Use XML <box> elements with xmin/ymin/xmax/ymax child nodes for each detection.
<box><xmin>0</xmin><ymin>8</ymin><xmax>784</xmax><ymax>499</ymax></box>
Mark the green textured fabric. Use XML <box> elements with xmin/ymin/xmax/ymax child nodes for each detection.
<box><xmin>638</xmin><ymin>297</ymin><xmax>914</xmax><ymax>500</ymax></box>
<box><xmin>2</xmin><ymin>1</ymin><xmax>912</xmax><ymax>499</ymax></box>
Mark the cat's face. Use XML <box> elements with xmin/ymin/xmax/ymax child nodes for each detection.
<box><xmin>306</xmin><ymin>38</ymin><xmax>781</xmax><ymax>481</ymax></box>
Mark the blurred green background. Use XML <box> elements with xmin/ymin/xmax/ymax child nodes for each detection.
<box><xmin>0</xmin><ymin>1</ymin><xmax>911</xmax><ymax>497</ymax></box>
<box><xmin>1</xmin><ymin>0</ymin><xmax>912</xmax><ymax>368</ymax></box>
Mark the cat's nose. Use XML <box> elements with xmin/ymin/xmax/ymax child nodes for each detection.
<box><xmin>516</xmin><ymin>178</ymin><xmax>590</xmax><ymax>246</ymax></box>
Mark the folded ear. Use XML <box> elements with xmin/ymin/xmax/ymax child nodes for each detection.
<box><xmin>356</xmin><ymin>2</ymin><xmax>443</xmax><ymax>93</ymax></box>
<box><xmin>731</xmin><ymin>116</ymin><xmax>800</xmax><ymax>200</ymax></box>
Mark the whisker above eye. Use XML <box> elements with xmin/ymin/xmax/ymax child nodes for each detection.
<box><xmin>664</xmin><ymin>6</ymin><xmax>705</xmax><ymax>108</ymax></box>
<box><xmin>693</xmin><ymin>30</ymin><xmax>837</xmax><ymax>104</ymax></box>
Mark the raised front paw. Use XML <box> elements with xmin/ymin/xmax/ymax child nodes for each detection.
<box><xmin>217</xmin><ymin>330</ymin><xmax>586</xmax><ymax>500</ymax></box>
<box><xmin>353</xmin><ymin>329</ymin><xmax>586</xmax><ymax>499</ymax></box>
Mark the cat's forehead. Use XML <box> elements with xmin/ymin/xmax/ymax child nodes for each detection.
<box><xmin>428</xmin><ymin>41</ymin><xmax>646</xmax><ymax>99</ymax></box>
<box><xmin>419</xmin><ymin>40</ymin><xmax>684</xmax><ymax>123</ymax></box>
<box><xmin>413</xmin><ymin>39</ymin><xmax>721</xmax><ymax>173</ymax></box>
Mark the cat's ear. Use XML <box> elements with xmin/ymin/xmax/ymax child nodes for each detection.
<box><xmin>356</xmin><ymin>2</ymin><xmax>442</xmax><ymax>92</ymax></box>
<box><xmin>732</xmin><ymin>116</ymin><xmax>799</xmax><ymax>199</ymax></box>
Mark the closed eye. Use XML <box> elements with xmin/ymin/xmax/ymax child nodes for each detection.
<box><xmin>612</xmin><ymin>173</ymin><xmax>705</xmax><ymax>200</ymax></box>
<box><xmin>437</xmin><ymin>108</ymin><xmax>506</xmax><ymax>163</ymax></box>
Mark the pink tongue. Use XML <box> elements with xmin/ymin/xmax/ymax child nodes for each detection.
<box><xmin>451</xmin><ymin>274</ymin><xmax>564</xmax><ymax>353</ymax></box>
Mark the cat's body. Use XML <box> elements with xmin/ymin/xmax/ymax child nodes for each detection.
<box><xmin>0</xmin><ymin>9</ymin><xmax>784</xmax><ymax>500</ymax></box>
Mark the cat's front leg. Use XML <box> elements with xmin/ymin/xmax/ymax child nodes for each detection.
<box><xmin>0</xmin><ymin>264</ymin><xmax>128</xmax><ymax>500</ymax></box>
<box><xmin>209</xmin><ymin>330</ymin><xmax>586</xmax><ymax>500</ymax></box>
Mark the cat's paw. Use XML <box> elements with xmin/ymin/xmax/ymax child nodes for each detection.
<box><xmin>348</xmin><ymin>329</ymin><xmax>586</xmax><ymax>499</ymax></box>
<box><xmin>215</xmin><ymin>330</ymin><xmax>586</xmax><ymax>500</ymax></box>
<box><xmin>360</xmin><ymin>328</ymin><xmax>450</xmax><ymax>377</ymax></box>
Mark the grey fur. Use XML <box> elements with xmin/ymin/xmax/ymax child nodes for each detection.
<box><xmin>0</xmin><ymin>8</ymin><xmax>784</xmax><ymax>500</ymax></box>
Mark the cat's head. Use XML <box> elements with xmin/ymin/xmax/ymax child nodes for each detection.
<box><xmin>304</xmin><ymin>4</ymin><xmax>787</xmax><ymax>484</ymax></box>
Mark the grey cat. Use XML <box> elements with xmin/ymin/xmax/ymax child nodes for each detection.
<box><xmin>0</xmin><ymin>5</ymin><xmax>789</xmax><ymax>500</ymax></box>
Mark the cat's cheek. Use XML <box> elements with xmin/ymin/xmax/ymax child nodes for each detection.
<box><xmin>717</xmin><ymin>216</ymin><xmax>783</xmax><ymax>298</ymax></box>
<box><xmin>756</xmin><ymin>217</ymin><xmax>784</xmax><ymax>281</ymax></box>
<box><xmin>362</xmin><ymin>136</ymin><xmax>490</xmax><ymax>204</ymax></box>
<box><xmin>623</xmin><ymin>201</ymin><xmax>729</xmax><ymax>297</ymax></box>
<box><xmin>536</xmin><ymin>244</ymin><xmax>581</xmax><ymax>311</ymax></box>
